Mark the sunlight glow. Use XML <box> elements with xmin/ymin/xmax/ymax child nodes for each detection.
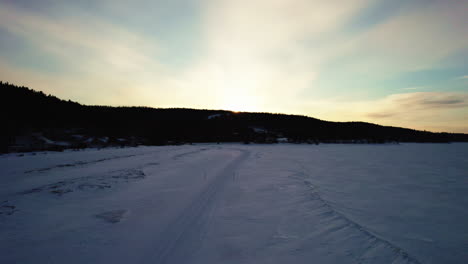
<box><xmin>217</xmin><ymin>70</ymin><xmax>262</xmax><ymax>112</ymax></box>
<box><xmin>222</xmin><ymin>93</ymin><xmax>260</xmax><ymax>112</ymax></box>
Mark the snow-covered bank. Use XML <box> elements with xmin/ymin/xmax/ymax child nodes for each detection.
<box><xmin>1</xmin><ymin>144</ymin><xmax>467</xmax><ymax>263</ymax></box>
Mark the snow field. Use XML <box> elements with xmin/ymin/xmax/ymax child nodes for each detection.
<box><xmin>1</xmin><ymin>143</ymin><xmax>467</xmax><ymax>263</ymax></box>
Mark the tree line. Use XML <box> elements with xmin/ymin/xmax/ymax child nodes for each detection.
<box><xmin>2</xmin><ymin>81</ymin><xmax>467</xmax><ymax>152</ymax></box>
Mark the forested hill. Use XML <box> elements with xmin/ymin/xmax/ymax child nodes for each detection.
<box><xmin>2</xmin><ymin>81</ymin><xmax>468</xmax><ymax>152</ymax></box>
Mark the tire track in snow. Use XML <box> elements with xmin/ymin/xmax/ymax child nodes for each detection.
<box><xmin>171</xmin><ymin>148</ymin><xmax>210</xmax><ymax>160</ymax></box>
<box><xmin>147</xmin><ymin>149</ymin><xmax>250</xmax><ymax>264</ymax></box>
<box><xmin>24</xmin><ymin>147</ymin><xmax>207</xmax><ymax>174</ymax></box>
<box><xmin>24</xmin><ymin>154</ymin><xmax>138</xmax><ymax>173</ymax></box>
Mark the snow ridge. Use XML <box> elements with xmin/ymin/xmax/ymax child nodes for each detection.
<box><xmin>293</xmin><ymin>168</ymin><xmax>422</xmax><ymax>264</ymax></box>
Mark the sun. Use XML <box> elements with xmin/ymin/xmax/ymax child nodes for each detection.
<box><xmin>222</xmin><ymin>92</ymin><xmax>260</xmax><ymax>112</ymax></box>
<box><xmin>219</xmin><ymin>79</ymin><xmax>262</xmax><ymax>113</ymax></box>
<box><xmin>209</xmin><ymin>58</ymin><xmax>265</xmax><ymax>112</ymax></box>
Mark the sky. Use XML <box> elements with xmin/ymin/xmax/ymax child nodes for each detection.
<box><xmin>0</xmin><ymin>0</ymin><xmax>467</xmax><ymax>133</ymax></box>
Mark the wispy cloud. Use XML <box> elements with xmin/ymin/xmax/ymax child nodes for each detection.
<box><xmin>0</xmin><ymin>3</ymin><xmax>178</xmax><ymax>106</ymax></box>
<box><xmin>363</xmin><ymin>92</ymin><xmax>468</xmax><ymax>132</ymax></box>
<box><xmin>292</xmin><ymin>92</ymin><xmax>468</xmax><ymax>133</ymax></box>
<box><xmin>402</xmin><ymin>86</ymin><xmax>425</xmax><ymax>90</ymax></box>
<box><xmin>373</xmin><ymin>92</ymin><xmax>468</xmax><ymax>112</ymax></box>
<box><xmin>175</xmin><ymin>0</ymin><xmax>371</xmax><ymax>111</ymax></box>
<box><xmin>326</xmin><ymin>0</ymin><xmax>468</xmax><ymax>76</ymax></box>
<box><xmin>0</xmin><ymin>4</ymin><xmax>161</xmax><ymax>72</ymax></box>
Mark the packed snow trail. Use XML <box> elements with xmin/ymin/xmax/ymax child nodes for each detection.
<box><xmin>1</xmin><ymin>144</ymin><xmax>467</xmax><ymax>264</ymax></box>
<box><xmin>147</xmin><ymin>149</ymin><xmax>249</xmax><ymax>264</ymax></box>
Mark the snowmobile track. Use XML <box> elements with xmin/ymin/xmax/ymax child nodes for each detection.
<box><xmin>148</xmin><ymin>149</ymin><xmax>250</xmax><ymax>264</ymax></box>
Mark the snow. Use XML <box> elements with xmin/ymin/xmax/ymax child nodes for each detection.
<box><xmin>1</xmin><ymin>143</ymin><xmax>467</xmax><ymax>264</ymax></box>
<box><xmin>207</xmin><ymin>113</ymin><xmax>223</xmax><ymax>119</ymax></box>
<box><xmin>251</xmin><ymin>127</ymin><xmax>267</xmax><ymax>133</ymax></box>
<box><xmin>37</xmin><ymin>136</ymin><xmax>70</xmax><ymax>147</ymax></box>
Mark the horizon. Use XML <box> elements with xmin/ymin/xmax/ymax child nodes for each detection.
<box><xmin>1</xmin><ymin>0</ymin><xmax>467</xmax><ymax>133</ymax></box>
<box><xmin>5</xmin><ymin>80</ymin><xmax>468</xmax><ymax>136</ymax></box>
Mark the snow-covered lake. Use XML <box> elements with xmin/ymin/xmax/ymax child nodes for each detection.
<box><xmin>1</xmin><ymin>143</ymin><xmax>467</xmax><ymax>264</ymax></box>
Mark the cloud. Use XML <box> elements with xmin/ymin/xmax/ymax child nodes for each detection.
<box><xmin>173</xmin><ymin>0</ymin><xmax>371</xmax><ymax>111</ymax></box>
<box><xmin>378</xmin><ymin>92</ymin><xmax>468</xmax><ymax>111</ymax></box>
<box><xmin>0</xmin><ymin>4</ymin><xmax>162</xmax><ymax>72</ymax></box>
<box><xmin>402</xmin><ymin>86</ymin><xmax>424</xmax><ymax>90</ymax></box>
<box><xmin>291</xmin><ymin>92</ymin><xmax>468</xmax><ymax>133</ymax></box>
<box><xmin>326</xmin><ymin>0</ymin><xmax>468</xmax><ymax>76</ymax></box>
<box><xmin>0</xmin><ymin>0</ymin><xmax>371</xmax><ymax>111</ymax></box>
<box><xmin>0</xmin><ymin>3</ymin><xmax>181</xmax><ymax>106</ymax></box>
<box><xmin>366</xmin><ymin>112</ymin><xmax>397</xmax><ymax>119</ymax></box>
<box><xmin>361</xmin><ymin>92</ymin><xmax>468</xmax><ymax>132</ymax></box>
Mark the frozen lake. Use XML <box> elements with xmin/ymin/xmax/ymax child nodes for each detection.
<box><xmin>1</xmin><ymin>143</ymin><xmax>467</xmax><ymax>263</ymax></box>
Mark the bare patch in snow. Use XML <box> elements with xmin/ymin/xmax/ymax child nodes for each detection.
<box><xmin>95</xmin><ymin>209</ymin><xmax>128</xmax><ymax>223</ymax></box>
<box><xmin>0</xmin><ymin>201</ymin><xmax>17</xmax><ymax>216</ymax></box>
